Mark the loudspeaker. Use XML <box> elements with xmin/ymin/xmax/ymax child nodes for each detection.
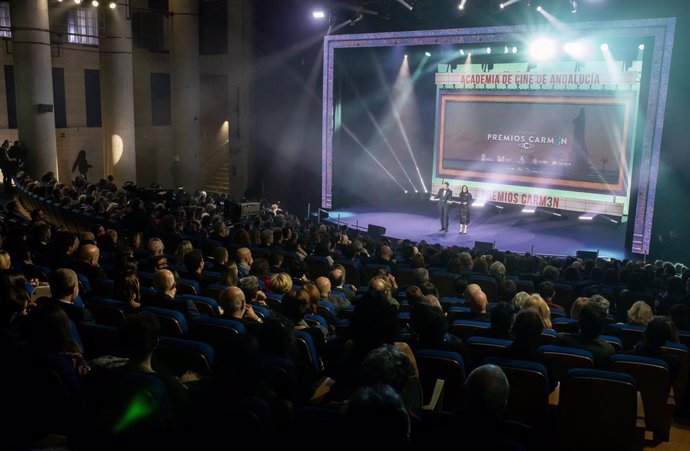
<box><xmin>474</xmin><ymin>241</ymin><xmax>494</xmax><ymax>254</ymax></box>
<box><xmin>576</xmin><ymin>250</ymin><xmax>599</xmax><ymax>260</ymax></box>
<box><xmin>367</xmin><ymin>224</ymin><xmax>386</xmax><ymax>238</ymax></box>
<box><xmin>37</xmin><ymin>103</ymin><xmax>53</xmax><ymax>113</ymax></box>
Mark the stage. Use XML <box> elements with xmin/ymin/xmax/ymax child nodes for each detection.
<box><xmin>326</xmin><ymin>203</ymin><xmax>628</xmax><ymax>260</ymax></box>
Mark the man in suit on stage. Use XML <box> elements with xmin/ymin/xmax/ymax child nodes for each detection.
<box><xmin>435</xmin><ymin>182</ymin><xmax>453</xmax><ymax>231</ymax></box>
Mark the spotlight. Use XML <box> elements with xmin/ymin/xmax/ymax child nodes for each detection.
<box><xmin>638</xmin><ymin>44</ymin><xmax>645</xmax><ymax>50</ymax></box>
<box><xmin>458</xmin><ymin>0</ymin><xmax>468</xmax><ymax>10</ymax></box>
<box><xmin>312</xmin><ymin>10</ymin><xmax>326</xmax><ymax>19</ymax></box>
<box><xmin>92</xmin><ymin>0</ymin><xmax>99</xmax><ymax>6</ymax></box>
<box><xmin>600</xmin><ymin>43</ymin><xmax>609</xmax><ymax>51</ymax></box>
<box><xmin>74</xmin><ymin>0</ymin><xmax>82</xmax><ymax>4</ymax></box>
<box><xmin>459</xmin><ymin>49</ymin><xmax>465</xmax><ymax>55</ymax></box>
<box><xmin>522</xmin><ymin>206</ymin><xmax>536</xmax><ymax>214</ymax></box>
<box><xmin>578</xmin><ymin>212</ymin><xmax>595</xmax><ymax>221</ymax></box>
<box><xmin>424</xmin><ymin>51</ymin><xmax>431</xmax><ymax>57</ymax></box>
<box><xmin>536</xmin><ymin>6</ymin><xmax>542</xmax><ymax>12</ymax></box>
<box><xmin>486</xmin><ymin>47</ymin><xmax>491</xmax><ymax>54</ymax></box>
<box><xmin>504</xmin><ymin>46</ymin><xmax>509</xmax><ymax>53</ymax></box>
<box><xmin>529</xmin><ymin>38</ymin><xmax>556</xmax><ymax>61</ymax></box>
<box><xmin>404</xmin><ymin>54</ymin><xmax>408</xmax><ymax>58</ymax></box>
<box><xmin>109</xmin><ymin>0</ymin><xmax>116</xmax><ymax>7</ymax></box>
<box><xmin>512</xmin><ymin>46</ymin><xmax>518</xmax><ymax>54</ymax></box>
<box><xmin>500</xmin><ymin>3</ymin><xmax>505</xmax><ymax>8</ymax></box>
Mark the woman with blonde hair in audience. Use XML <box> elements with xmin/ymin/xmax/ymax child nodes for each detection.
<box><xmin>270</xmin><ymin>272</ymin><xmax>293</xmax><ymax>295</ymax></box>
<box><xmin>627</xmin><ymin>300</ymin><xmax>653</xmax><ymax>326</ymax></box>
<box><xmin>512</xmin><ymin>291</ymin><xmax>531</xmax><ymax>311</ymax></box>
<box><xmin>218</xmin><ymin>261</ymin><xmax>239</xmax><ymax>287</ymax></box>
<box><xmin>174</xmin><ymin>240</ymin><xmax>193</xmax><ymax>263</ymax></box>
<box><xmin>523</xmin><ymin>294</ymin><xmax>552</xmax><ymax>329</ymax></box>
<box><xmin>0</xmin><ymin>250</ymin><xmax>11</xmax><ymax>270</ymax></box>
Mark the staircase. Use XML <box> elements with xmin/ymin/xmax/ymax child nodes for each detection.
<box><xmin>202</xmin><ymin>161</ymin><xmax>230</xmax><ymax>194</ymax></box>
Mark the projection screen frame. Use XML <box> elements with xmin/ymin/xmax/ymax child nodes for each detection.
<box><xmin>322</xmin><ymin>18</ymin><xmax>676</xmax><ymax>256</ymax></box>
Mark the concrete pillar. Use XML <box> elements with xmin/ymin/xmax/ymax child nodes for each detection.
<box><xmin>99</xmin><ymin>3</ymin><xmax>136</xmax><ymax>184</ymax></box>
<box><xmin>169</xmin><ymin>0</ymin><xmax>201</xmax><ymax>190</ymax></box>
<box><xmin>9</xmin><ymin>0</ymin><xmax>58</xmax><ymax>179</ymax></box>
<box><xmin>227</xmin><ymin>0</ymin><xmax>254</xmax><ymax>201</ymax></box>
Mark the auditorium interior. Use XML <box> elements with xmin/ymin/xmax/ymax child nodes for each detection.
<box><xmin>0</xmin><ymin>0</ymin><xmax>689</xmax><ymax>450</ymax></box>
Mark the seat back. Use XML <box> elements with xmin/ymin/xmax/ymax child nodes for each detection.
<box><xmin>293</xmin><ymin>329</ymin><xmax>321</xmax><ymax>378</ymax></box>
<box><xmin>607</xmin><ymin>323</ymin><xmax>645</xmax><ymax>350</ymax></box>
<box><xmin>558</xmin><ymin>368</ymin><xmax>638</xmax><ymax>451</ymax></box>
<box><xmin>305</xmin><ymin>256</ymin><xmax>332</xmax><ymax>279</ymax></box>
<box><xmin>431</xmin><ymin>271</ymin><xmax>460</xmax><ymax>298</ymax></box>
<box><xmin>190</xmin><ymin>316</ymin><xmax>246</xmax><ymax>353</ymax></box>
<box><xmin>484</xmin><ymin>357</ymin><xmax>549</xmax><ymax>432</ymax></box>
<box><xmin>538</xmin><ymin>345</ymin><xmax>594</xmax><ymax>382</ymax></box>
<box><xmin>661</xmin><ymin>342</ymin><xmax>689</xmax><ymax>406</ymax></box>
<box><xmin>86</xmin><ymin>298</ymin><xmax>128</xmax><ymax>327</ymax></box>
<box><xmin>451</xmin><ymin>319</ymin><xmax>490</xmax><ymax>340</ymax></box>
<box><xmin>414</xmin><ymin>348</ymin><xmax>466</xmax><ymax>411</ymax></box>
<box><xmin>155</xmin><ymin>336</ymin><xmax>215</xmax><ymax>377</ymax></box>
<box><xmin>141</xmin><ymin>306</ymin><xmax>189</xmax><ymax>337</ymax></box>
<box><xmin>465</xmin><ymin>336</ymin><xmax>512</xmax><ymax>369</ymax></box>
<box><xmin>178</xmin><ymin>294</ymin><xmax>220</xmax><ymax>316</ymax></box>
<box><xmin>609</xmin><ymin>354</ymin><xmax>673</xmax><ymax>441</ymax></box>
<box><xmin>552</xmin><ymin>317</ymin><xmax>579</xmax><ymax>333</ymax></box>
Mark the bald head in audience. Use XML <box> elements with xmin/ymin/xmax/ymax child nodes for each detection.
<box><xmin>78</xmin><ymin>244</ymin><xmax>100</xmax><ymax>266</ymax></box>
<box><xmin>236</xmin><ymin>247</ymin><xmax>253</xmax><ymax>265</ymax></box>
<box><xmin>329</xmin><ymin>268</ymin><xmax>345</xmax><ymax>288</ymax></box>
<box><xmin>465</xmin><ymin>283</ymin><xmax>488</xmax><ymax>314</ymax></box>
<box><xmin>315</xmin><ymin>276</ymin><xmax>332</xmax><ymax>298</ymax></box>
<box><xmin>466</xmin><ymin>364</ymin><xmax>510</xmax><ymax>419</ymax></box>
<box><xmin>153</xmin><ymin>269</ymin><xmax>176</xmax><ymax>297</ymax></box>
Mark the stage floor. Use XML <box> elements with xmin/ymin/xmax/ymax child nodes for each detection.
<box><xmin>326</xmin><ymin>204</ymin><xmax>628</xmax><ymax>260</ymax></box>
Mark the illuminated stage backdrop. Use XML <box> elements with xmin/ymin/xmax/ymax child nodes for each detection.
<box><xmin>322</xmin><ymin>19</ymin><xmax>675</xmax><ymax>255</ymax></box>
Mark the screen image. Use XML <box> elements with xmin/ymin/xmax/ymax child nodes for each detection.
<box><xmin>438</xmin><ymin>92</ymin><xmax>634</xmax><ymax>195</ymax></box>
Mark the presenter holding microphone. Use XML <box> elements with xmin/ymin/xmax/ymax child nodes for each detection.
<box><xmin>458</xmin><ymin>185</ymin><xmax>473</xmax><ymax>234</ymax></box>
<box><xmin>435</xmin><ymin>181</ymin><xmax>453</xmax><ymax>232</ymax></box>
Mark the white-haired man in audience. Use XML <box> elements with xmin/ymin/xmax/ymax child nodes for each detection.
<box><xmin>465</xmin><ymin>283</ymin><xmax>490</xmax><ymax>322</ymax></box>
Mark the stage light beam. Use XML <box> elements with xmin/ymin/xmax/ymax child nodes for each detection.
<box><xmin>397</xmin><ymin>0</ymin><xmax>414</xmax><ymax>11</ymax></box>
<box><xmin>500</xmin><ymin>0</ymin><xmax>522</xmax><ymax>9</ymax></box>
<box><xmin>458</xmin><ymin>0</ymin><xmax>468</xmax><ymax>10</ymax></box>
<box><xmin>342</xmin><ymin>123</ymin><xmax>408</xmax><ymax>193</ymax></box>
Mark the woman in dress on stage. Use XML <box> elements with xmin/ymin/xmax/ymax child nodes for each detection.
<box><xmin>458</xmin><ymin>185</ymin><xmax>473</xmax><ymax>234</ymax></box>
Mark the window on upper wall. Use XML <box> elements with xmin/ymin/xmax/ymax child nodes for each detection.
<box><xmin>67</xmin><ymin>8</ymin><xmax>98</xmax><ymax>46</ymax></box>
<box><xmin>199</xmin><ymin>0</ymin><xmax>227</xmax><ymax>55</ymax></box>
<box><xmin>0</xmin><ymin>2</ymin><xmax>11</xmax><ymax>39</ymax></box>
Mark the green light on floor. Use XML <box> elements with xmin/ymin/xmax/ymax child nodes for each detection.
<box><xmin>113</xmin><ymin>393</ymin><xmax>155</xmax><ymax>433</ymax></box>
